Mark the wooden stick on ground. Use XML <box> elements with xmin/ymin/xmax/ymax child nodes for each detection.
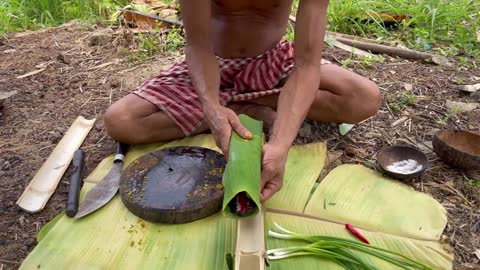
<box><xmin>289</xmin><ymin>15</ymin><xmax>451</xmax><ymax>66</ymax></box>
<box><xmin>334</xmin><ymin>37</ymin><xmax>432</xmax><ymax>60</ymax></box>
<box><xmin>290</xmin><ymin>15</ymin><xmax>377</xmax><ymax>58</ymax></box>
<box><xmin>330</xmin><ymin>38</ymin><xmax>378</xmax><ymax>58</ymax></box>
<box><xmin>234</xmin><ymin>212</ymin><xmax>266</xmax><ymax>270</ymax></box>
<box><xmin>326</xmin><ymin>31</ymin><xmax>384</xmax><ymax>45</ymax></box>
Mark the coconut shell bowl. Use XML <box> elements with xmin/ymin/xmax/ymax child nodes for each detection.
<box><xmin>377</xmin><ymin>145</ymin><xmax>428</xmax><ymax>181</ymax></box>
<box><xmin>432</xmin><ymin>130</ymin><xmax>480</xmax><ymax>170</ymax></box>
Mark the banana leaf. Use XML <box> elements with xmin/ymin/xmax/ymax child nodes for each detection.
<box><xmin>222</xmin><ymin>114</ymin><xmax>263</xmax><ymax>218</ymax></box>
<box><xmin>21</xmin><ymin>134</ymin><xmax>453</xmax><ymax>269</ymax></box>
<box><xmin>266</xmin><ymin>165</ymin><xmax>452</xmax><ymax>270</ymax></box>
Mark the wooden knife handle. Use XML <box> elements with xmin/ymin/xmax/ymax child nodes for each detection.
<box><xmin>114</xmin><ymin>142</ymin><xmax>129</xmax><ymax>163</ymax></box>
<box><xmin>66</xmin><ymin>149</ymin><xmax>85</xmax><ymax>217</ymax></box>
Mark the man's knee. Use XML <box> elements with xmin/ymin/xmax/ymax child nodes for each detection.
<box><xmin>346</xmin><ymin>79</ymin><xmax>381</xmax><ymax>123</ymax></box>
<box><xmin>104</xmin><ymin>102</ymin><xmax>133</xmax><ymax>143</ymax></box>
<box><xmin>362</xmin><ymin>80</ymin><xmax>381</xmax><ymax>117</ymax></box>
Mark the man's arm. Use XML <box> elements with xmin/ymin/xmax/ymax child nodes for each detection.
<box><xmin>180</xmin><ymin>0</ymin><xmax>251</xmax><ymax>155</ymax></box>
<box><xmin>180</xmin><ymin>0</ymin><xmax>220</xmax><ymax>106</ymax></box>
<box><xmin>260</xmin><ymin>0</ymin><xmax>329</xmax><ymax>202</ymax></box>
<box><xmin>270</xmin><ymin>0</ymin><xmax>329</xmax><ymax>149</ymax></box>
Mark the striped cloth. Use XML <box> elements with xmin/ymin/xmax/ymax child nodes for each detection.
<box><xmin>133</xmin><ymin>40</ymin><xmax>329</xmax><ymax>135</ymax></box>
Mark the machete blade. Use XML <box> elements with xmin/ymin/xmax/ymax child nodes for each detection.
<box><xmin>74</xmin><ymin>162</ymin><xmax>123</xmax><ymax>219</ymax></box>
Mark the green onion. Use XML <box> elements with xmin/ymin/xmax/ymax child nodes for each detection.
<box><xmin>268</xmin><ymin>223</ymin><xmax>432</xmax><ymax>270</ymax></box>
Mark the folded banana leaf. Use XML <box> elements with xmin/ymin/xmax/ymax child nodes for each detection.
<box><xmin>222</xmin><ymin>114</ymin><xmax>263</xmax><ymax>218</ymax></box>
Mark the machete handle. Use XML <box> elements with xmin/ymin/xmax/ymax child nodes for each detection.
<box><xmin>66</xmin><ymin>149</ymin><xmax>85</xmax><ymax>217</ymax></box>
<box><xmin>114</xmin><ymin>142</ymin><xmax>129</xmax><ymax>163</ymax></box>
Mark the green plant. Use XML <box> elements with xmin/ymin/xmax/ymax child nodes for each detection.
<box><xmin>110</xmin><ymin>4</ymin><xmax>151</xmax><ymax>22</ymax></box>
<box><xmin>389</xmin><ymin>91</ymin><xmax>417</xmax><ymax>112</ymax></box>
<box><xmin>0</xmin><ymin>0</ymin><xmax>130</xmax><ymax>36</ymax></box>
<box><xmin>160</xmin><ymin>26</ymin><xmax>185</xmax><ymax>53</ymax></box>
<box><xmin>268</xmin><ymin>223</ymin><xmax>432</xmax><ymax>269</ymax></box>
<box><xmin>458</xmin><ymin>56</ymin><xmax>470</xmax><ymax>67</ymax></box>
<box><xmin>128</xmin><ymin>31</ymin><xmax>160</xmax><ymax>62</ymax></box>
<box><xmin>127</xmin><ymin>25</ymin><xmax>185</xmax><ymax>63</ymax></box>
<box><xmin>358</xmin><ymin>54</ymin><xmax>385</xmax><ymax>67</ymax></box>
<box><xmin>436</xmin><ymin>108</ymin><xmax>460</xmax><ymax>126</ymax></box>
<box><xmin>341</xmin><ymin>50</ymin><xmax>355</xmax><ymax>68</ymax></box>
<box><xmin>284</xmin><ymin>22</ymin><xmax>295</xmax><ymax>42</ymax></box>
<box><xmin>465</xmin><ymin>176</ymin><xmax>480</xmax><ymax>190</ymax></box>
<box><xmin>290</xmin><ymin>0</ymin><xmax>479</xmax><ymax>58</ymax></box>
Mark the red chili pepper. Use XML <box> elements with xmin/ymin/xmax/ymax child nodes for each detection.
<box><xmin>239</xmin><ymin>192</ymin><xmax>247</xmax><ymax>213</ymax></box>
<box><xmin>345</xmin><ymin>224</ymin><xmax>370</xmax><ymax>244</ymax></box>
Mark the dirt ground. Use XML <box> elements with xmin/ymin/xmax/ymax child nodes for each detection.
<box><xmin>0</xmin><ymin>22</ymin><xmax>479</xmax><ymax>269</ymax></box>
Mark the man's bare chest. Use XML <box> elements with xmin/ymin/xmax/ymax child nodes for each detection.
<box><xmin>212</xmin><ymin>0</ymin><xmax>292</xmax><ymax>15</ymax></box>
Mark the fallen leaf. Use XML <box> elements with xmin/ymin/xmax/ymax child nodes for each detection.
<box><xmin>431</xmin><ymin>55</ymin><xmax>453</xmax><ymax>67</ymax></box>
<box><xmin>445</xmin><ymin>100</ymin><xmax>479</xmax><ymax>113</ymax></box>
<box><xmin>403</xmin><ymin>83</ymin><xmax>413</xmax><ymax>91</ymax></box>
<box><xmin>339</xmin><ymin>123</ymin><xmax>355</xmax><ymax>136</ymax></box>
<box><xmin>158</xmin><ymin>8</ymin><xmax>177</xmax><ymax>18</ymax></box>
<box><xmin>298</xmin><ymin>122</ymin><xmax>312</xmax><ymax>137</ymax></box>
<box><xmin>389</xmin><ymin>70</ymin><xmax>396</xmax><ymax>75</ymax></box>
<box><xmin>455</xmin><ymin>83</ymin><xmax>480</xmax><ymax>93</ymax></box>
<box><xmin>475</xmin><ymin>249</ymin><xmax>480</xmax><ymax>260</ymax></box>
<box><xmin>472</xmin><ymin>91</ymin><xmax>480</xmax><ymax>102</ymax></box>
<box><xmin>35</xmin><ymin>61</ymin><xmax>54</xmax><ymax>69</ymax></box>
<box><xmin>461</xmin><ymin>262</ymin><xmax>480</xmax><ymax>270</ymax></box>
<box><xmin>0</xmin><ymin>90</ymin><xmax>17</xmax><ymax>100</ymax></box>
<box><xmin>391</xmin><ymin>116</ymin><xmax>409</xmax><ymax>127</ymax></box>
<box><xmin>0</xmin><ymin>90</ymin><xmax>18</xmax><ymax>108</ymax></box>
<box><xmin>87</xmin><ymin>59</ymin><xmax>120</xmax><ymax>71</ymax></box>
<box><xmin>325</xmin><ymin>150</ymin><xmax>343</xmax><ymax>167</ymax></box>
<box><xmin>3</xmin><ymin>49</ymin><xmax>16</xmax><ymax>54</ymax></box>
<box><xmin>416</xmin><ymin>141</ymin><xmax>433</xmax><ymax>154</ymax></box>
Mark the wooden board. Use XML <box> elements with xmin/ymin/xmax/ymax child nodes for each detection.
<box><xmin>119</xmin><ymin>146</ymin><xmax>226</xmax><ymax>223</ymax></box>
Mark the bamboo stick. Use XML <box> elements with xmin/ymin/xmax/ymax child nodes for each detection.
<box><xmin>234</xmin><ymin>212</ymin><xmax>266</xmax><ymax>270</ymax></box>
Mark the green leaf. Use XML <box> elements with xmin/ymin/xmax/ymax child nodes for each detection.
<box><xmin>339</xmin><ymin>123</ymin><xmax>355</xmax><ymax>136</ymax></box>
<box><xmin>222</xmin><ymin>115</ymin><xmax>263</xmax><ymax>218</ymax></box>
<box><xmin>20</xmin><ymin>135</ymin><xmax>452</xmax><ymax>270</ymax></box>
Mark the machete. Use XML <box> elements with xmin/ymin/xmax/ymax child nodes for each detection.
<box><xmin>75</xmin><ymin>142</ymin><xmax>128</xmax><ymax>219</ymax></box>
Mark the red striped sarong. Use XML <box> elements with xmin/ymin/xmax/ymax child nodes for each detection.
<box><xmin>133</xmin><ymin>40</ymin><xmax>329</xmax><ymax>135</ymax></box>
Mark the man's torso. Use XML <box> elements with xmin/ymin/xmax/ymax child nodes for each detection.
<box><xmin>210</xmin><ymin>0</ymin><xmax>293</xmax><ymax>58</ymax></box>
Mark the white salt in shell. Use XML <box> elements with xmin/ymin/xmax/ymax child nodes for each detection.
<box><xmin>386</xmin><ymin>159</ymin><xmax>423</xmax><ymax>174</ymax></box>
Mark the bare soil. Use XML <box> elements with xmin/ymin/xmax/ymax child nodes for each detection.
<box><xmin>0</xmin><ymin>22</ymin><xmax>479</xmax><ymax>269</ymax></box>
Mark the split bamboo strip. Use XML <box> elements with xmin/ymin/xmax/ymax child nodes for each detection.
<box><xmin>17</xmin><ymin>116</ymin><xmax>96</xmax><ymax>213</ymax></box>
<box><xmin>234</xmin><ymin>212</ymin><xmax>266</xmax><ymax>270</ymax></box>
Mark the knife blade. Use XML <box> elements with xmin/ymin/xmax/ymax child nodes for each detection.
<box><xmin>75</xmin><ymin>142</ymin><xmax>128</xmax><ymax>219</ymax></box>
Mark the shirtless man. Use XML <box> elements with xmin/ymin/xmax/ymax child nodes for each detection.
<box><xmin>104</xmin><ymin>0</ymin><xmax>381</xmax><ymax>202</ymax></box>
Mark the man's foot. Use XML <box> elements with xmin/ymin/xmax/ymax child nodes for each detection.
<box><xmin>228</xmin><ymin>103</ymin><xmax>277</xmax><ymax>130</ymax></box>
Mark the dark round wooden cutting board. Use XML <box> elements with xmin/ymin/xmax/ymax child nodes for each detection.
<box><xmin>119</xmin><ymin>146</ymin><xmax>226</xmax><ymax>224</ymax></box>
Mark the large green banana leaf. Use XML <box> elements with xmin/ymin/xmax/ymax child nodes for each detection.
<box><xmin>21</xmin><ymin>134</ymin><xmax>453</xmax><ymax>269</ymax></box>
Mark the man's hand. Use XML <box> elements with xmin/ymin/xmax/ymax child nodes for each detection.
<box><xmin>260</xmin><ymin>143</ymin><xmax>288</xmax><ymax>202</ymax></box>
<box><xmin>204</xmin><ymin>104</ymin><xmax>252</xmax><ymax>157</ymax></box>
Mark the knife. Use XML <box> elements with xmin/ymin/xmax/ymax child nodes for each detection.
<box><xmin>74</xmin><ymin>142</ymin><xmax>128</xmax><ymax>219</ymax></box>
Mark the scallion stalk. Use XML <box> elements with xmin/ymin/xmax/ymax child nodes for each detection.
<box><xmin>267</xmin><ymin>223</ymin><xmax>432</xmax><ymax>270</ymax></box>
